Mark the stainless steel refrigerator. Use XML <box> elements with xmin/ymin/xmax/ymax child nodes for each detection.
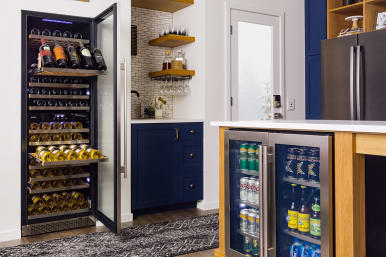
<box><xmin>224</xmin><ymin>130</ymin><xmax>333</xmax><ymax>257</ymax></box>
<box><xmin>321</xmin><ymin>30</ymin><xmax>386</xmax><ymax>256</ymax></box>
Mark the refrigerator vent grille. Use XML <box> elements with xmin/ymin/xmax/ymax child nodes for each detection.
<box><xmin>22</xmin><ymin>217</ymin><xmax>95</xmax><ymax>237</ymax></box>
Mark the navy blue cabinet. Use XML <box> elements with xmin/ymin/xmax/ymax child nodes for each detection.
<box><xmin>305</xmin><ymin>0</ymin><xmax>326</xmax><ymax>119</ymax></box>
<box><xmin>131</xmin><ymin>122</ymin><xmax>203</xmax><ymax>210</ymax></box>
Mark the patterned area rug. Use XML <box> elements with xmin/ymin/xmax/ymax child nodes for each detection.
<box><xmin>0</xmin><ymin>214</ymin><xmax>219</xmax><ymax>257</ymax></box>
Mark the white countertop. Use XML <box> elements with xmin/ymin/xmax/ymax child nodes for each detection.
<box><xmin>210</xmin><ymin>120</ymin><xmax>386</xmax><ymax>134</ymax></box>
<box><xmin>131</xmin><ymin>118</ymin><xmax>204</xmax><ymax>124</ymax></box>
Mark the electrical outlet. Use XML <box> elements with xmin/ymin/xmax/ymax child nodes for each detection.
<box><xmin>287</xmin><ymin>98</ymin><xmax>295</xmax><ymax>111</ymax></box>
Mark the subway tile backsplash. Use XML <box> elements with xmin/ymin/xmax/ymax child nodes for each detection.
<box><xmin>131</xmin><ymin>7</ymin><xmax>173</xmax><ymax>119</ymax></box>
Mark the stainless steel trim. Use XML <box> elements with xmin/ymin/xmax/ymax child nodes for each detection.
<box><xmin>350</xmin><ymin>46</ymin><xmax>355</xmax><ymax>120</ymax></box>
<box><xmin>259</xmin><ymin>145</ymin><xmax>264</xmax><ymax>257</ymax></box>
<box><xmin>28</xmin><ymin>208</ymin><xmax>90</xmax><ymax>220</ymax></box>
<box><xmin>356</xmin><ymin>45</ymin><xmax>361</xmax><ymax>121</ymax></box>
<box><xmin>29</xmin><ymin>82</ymin><xmax>90</xmax><ymax>89</ymax></box>
<box><xmin>263</xmin><ymin>146</ymin><xmax>269</xmax><ymax>257</ymax></box>
<box><xmin>29</xmin><ymin>173</ymin><xmax>90</xmax><ymax>182</ymax></box>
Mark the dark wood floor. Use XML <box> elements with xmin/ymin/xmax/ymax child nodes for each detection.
<box><xmin>0</xmin><ymin>208</ymin><xmax>218</xmax><ymax>257</ymax></box>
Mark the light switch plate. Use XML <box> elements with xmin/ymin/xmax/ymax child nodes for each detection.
<box><xmin>287</xmin><ymin>98</ymin><xmax>295</xmax><ymax>111</ymax></box>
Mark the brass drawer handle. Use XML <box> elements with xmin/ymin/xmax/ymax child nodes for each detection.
<box><xmin>189</xmin><ymin>184</ymin><xmax>195</xmax><ymax>189</ymax></box>
<box><xmin>189</xmin><ymin>130</ymin><xmax>195</xmax><ymax>135</ymax></box>
<box><xmin>189</xmin><ymin>153</ymin><xmax>195</xmax><ymax>158</ymax></box>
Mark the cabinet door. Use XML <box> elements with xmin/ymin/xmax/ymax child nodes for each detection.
<box><xmin>131</xmin><ymin>124</ymin><xmax>178</xmax><ymax>210</ymax></box>
<box><xmin>306</xmin><ymin>55</ymin><xmax>322</xmax><ymax>119</ymax></box>
<box><xmin>305</xmin><ymin>0</ymin><xmax>326</xmax><ymax>55</ymax></box>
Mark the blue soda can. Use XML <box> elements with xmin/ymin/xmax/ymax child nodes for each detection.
<box><xmin>311</xmin><ymin>245</ymin><xmax>321</xmax><ymax>257</ymax></box>
<box><xmin>301</xmin><ymin>242</ymin><xmax>313</xmax><ymax>257</ymax></box>
<box><xmin>296</xmin><ymin>148</ymin><xmax>308</xmax><ymax>180</ymax></box>
<box><xmin>285</xmin><ymin>148</ymin><xmax>298</xmax><ymax>178</ymax></box>
<box><xmin>243</xmin><ymin>236</ymin><xmax>252</xmax><ymax>254</ymax></box>
<box><xmin>290</xmin><ymin>238</ymin><xmax>304</xmax><ymax>257</ymax></box>
<box><xmin>308</xmin><ymin>148</ymin><xmax>320</xmax><ymax>182</ymax></box>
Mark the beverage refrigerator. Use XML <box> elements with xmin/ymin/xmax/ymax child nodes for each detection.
<box><xmin>224</xmin><ymin>131</ymin><xmax>333</xmax><ymax>257</ymax></box>
<box><xmin>21</xmin><ymin>4</ymin><xmax>126</xmax><ymax>236</ymax></box>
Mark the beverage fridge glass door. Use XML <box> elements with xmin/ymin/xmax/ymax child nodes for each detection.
<box><xmin>93</xmin><ymin>4</ymin><xmax>121</xmax><ymax>234</ymax></box>
<box><xmin>225</xmin><ymin>131</ymin><xmax>269</xmax><ymax>257</ymax></box>
<box><xmin>269</xmin><ymin>133</ymin><xmax>332</xmax><ymax>257</ymax></box>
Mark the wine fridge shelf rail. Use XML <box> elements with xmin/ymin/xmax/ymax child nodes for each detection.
<box><xmin>283</xmin><ymin>229</ymin><xmax>321</xmax><ymax>245</ymax></box>
<box><xmin>28</xmin><ymin>183</ymin><xmax>90</xmax><ymax>194</ymax></box>
<box><xmin>239</xmin><ymin>200</ymin><xmax>259</xmax><ymax>210</ymax></box>
<box><xmin>28</xmin><ymin>94</ymin><xmax>89</xmax><ymax>100</ymax></box>
<box><xmin>28</xmin><ymin>34</ymin><xmax>90</xmax><ymax>46</ymax></box>
<box><xmin>30</xmin><ymin>67</ymin><xmax>107</xmax><ymax>77</ymax></box>
<box><xmin>29</xmin><ymin>82</ymin><xmax>90</xmax><ymax>89</ymax></box>
<box><xmin>29</xmin><ymin>139</ymin><xmax>89</xmax><ymax>146</ymax></box>
<box><xmin>29</xmin><ymin>173</ymin><xmax>91</xmax><ymax>183</ymax></box>
<box><xmin>29</xmin><ymin>164</ymin><xmax>89</xmax><ymax>170</ymax></box>
<box><xmin>282</xmin><ymin>177</ymin><xmax>320</xmax><ymax>188</ymax></box>
<box><xmin>29</xmin><ymin>129</ymin><xmax>90</xmax><ymax>134</ymax></box>
<box><xmin>238</xmin><ymin>230</ymin><xmax>259</xmax><ymax>241</ymax></box>
<box><xmin>238</xmin><ymin>169</ymin><xmax>259</xmax><ymax>177</ymax></box>
<box><xmin>29</xmin><ymin>153</ymin><xmax>108</xmax><ymax>167</ymax></box>
<box><xmin>29</xmin><ymin>106</ymin><xmax>90</xmax><ymax>111</ymax></box>
<box><xmin>28</xmin><ymin>208</ymin><xmax>90</xmax><ymax>220</ymax></box>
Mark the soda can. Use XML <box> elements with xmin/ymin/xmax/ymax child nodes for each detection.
<box><xmin>240</xmin><ymin>177</ymin><xmax>249</xmax><ymax>202</ymax></box>
<box><xmin>248</xmin><ymin>178</ymin><xmax>257</xmax><ymax>203</ymax></box>
<box><xmin>251</xmin><ymin>238</ymin><xmax>259</xmax><ymax>256</ymax></box>
<box><xmin>255</xmin><ymin>211</ymin><xmax>260</xmax><ymax>237</ymax></box>
<box><xmin>240</xmin><ymin>156</ymin><xmax>249</xmax><ymax>171</ymax></box>
<box><xmin>285</xmin><ymin>147</ymin><xmax>298</xmax><ymax>178</ymax></box>
<box><xmin>308</xmin><ymin>147</ymin><xmax>320</xmax><ymax>182</ymax></box>
<box><xmin>240</xmin><ymin>143</ymin><xmax>249</xmax><ymax>158</ymax></box>
<box><xmin>248</xmin><ymin>211</ymin><xmax>257</xmax><ymax>234</ymax></box>
<box><xmin>296</xmin><ymin>148</ymin><xmax>308</xmax><ymax>180</ymax></box>
<box><xmin>240</xmin><ymin>209</ymin><xmax>249</xmax><ymax>232</ymax></box>
<box><xmin>254</xmin><ymin>180</ymin><xmax>260</xmax><ymax>206</ymax></box>
<box><xmin>255</xmin><ymin>147</ymin><xmax>260</xmax><ymax>173</ymax></box>
<box><xmin>248</xmin><ymin>144</ymin><xmax>257</xmax><ymax>171</ymax></box>
<box><xmin>243</xmin><ymin>236</ymin><xmax>252</xmax><ymax>254</ymax></box>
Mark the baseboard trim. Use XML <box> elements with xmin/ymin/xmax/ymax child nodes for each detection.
<box><xmin>197</xmin><ymin>200</ymin><xmax>219</xmax><ymax>211</ymax></box>
<box><xmin>0</xmin><ymin>229</ymin><xmax>21</xmax><ymax>243</ymax></box>
<box><xmin>121</xmin><ymin>212</ymin><xmax>133</xmax><ymax>223</ymax></box>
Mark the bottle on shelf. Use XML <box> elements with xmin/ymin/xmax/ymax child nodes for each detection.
<box><xmin>285</xmin><ymin>147</ymin><xmax>297</xmax><ymax>178</ymax></box>
<box><xmin>67</xmin><ymin>41</ymin><xmax>81</xmax><ymax>69</ymax></box>
<box><xmin>92</xmin><ymin>47</ymin><xmax>107</xmax><ymax>71</ymax></box>
<box><xmin>310</xmin><ymin>197</ymin><xmax>321</xmax><ymax>239</ymax></box>
<box><xmin>71</xmin><ymin>132</ymin><xmax>83</xmax><ymax>140</ymax></box>
<box><xmin>51</xmin><ymin>134</ymin><xmax>62</xmax><ymax>141</ymax></box>
<box><xmin>29</xmin><ymin>134</ymin><xmax>39</xmax><ymax>142</ymax></box>
<box><xmin>53</xmin><ymin>30</ymin><xmax>62</xmax><ymax>38</ymax></box>
<box><xmin>47</xmin><ymin>100</ymin><xmax>58</xmax><ymax>107</ymax></box>
<box><xmin>41</xmin><ymin>169</ymin><xmax>54</xmax><ymax>177</ymax></box>
<box><xmin>79</xmin><ymin>42</ymin><xmax>95</xmax><ymax>69</ymax></box>
<box><xmin>63</xmin><ymin>31</ymin><xmax>72</xmax><ymax>38</ymax></box>
<box><xmin>40</xmin><ymin>122</ymin><xmax>51</xmax><ymax>130</ymax></box>
<box><xmin>50</xmin><ymin>122</ymin><xmax>62</xmax><ymax>130</ymax></box>
<box><xmin>29</xmin><ymin>170</ymin><xmax>41</xmax><ymax>178</ymax></box>
<box><xmin>52</xmin><ymin>149</ymin><xmax>66</xmax><ymax>161</ymax></box>
<box><xmin>71</xmin><ymin>121</ymin><xmax>83</xmax><ymax>129</ymax></box>
<box><xmin>29</xmin><ymin>182</ymin><xmax>42</xmax><ymax>190</ymax></box>
<box><xmin>162</xmin><ymin>50</ymin><xmax>172</xmax><ymax>70</ymax></box>
<box><xmin>60</xmin><ymin>203</ymin><xmax>70</xmax><ymax>212</ymax></box>
<box><xmin>32</xmin><ymin>196</ymin><xmax>44</xmax><ymax>206</ymax></box>
<box><xmin>30</xmin><ymin>28</ymin><xmax>40</xmax><ymax>35</ymax></box>
<box><xmin>41</xmin><ymin>181</ymin><xmax>52</xmax><ymax>189</ymax></box>
<box><xmin>68</xmin><ymin>201</ymin><xmax>80</xmax><ymax>210</ymax></box>
<box><xmin>40</xmin><ymin>88</ymin><xmax>50</xmax><ymax>95</ymax></box>
<box><xmin>296</xmin><ymin>148</ymin><xmax>308</xmax><ymax>180</ymax></box>
<box><xmin>30</xmin><ymin>122</ymin><xmax>40</xmax><ymax>130</ymax></box>
<box><xmin>42</xmin><ymin>194</ymin><xmax>56</xmax><ymax>205</ymax></box>
<box><xmin>298</xmin><ymin>186</ymin><xmax>310</xmax><ymax>235</ymax></box>
<box><xmin>80</xmin><ymin>200</ymin><xmax>90</xmax><ymax>209</ymax></box>
<box><xmin>308</xmin><ymin>148</ymin><xmax>320</xmax><ymax>182</ymax></box>
<box><xmin>41</xmin><ymin>29</ymin><xmax>51</xmax><ymax>37</ymax></box>
<box><xmin>71</xmin><ymin>191</ymin><xmax>85</xmax><ymax>202</ymax></box>
<box><xmin>75</xmin><ymin>147</ymin><xmax>89</xmax><ymax>160</ymax></box>
<box><xmin>39</xmin><ymin>38</ymin><xmax>55</xmax><ymax>67</ymax></box>
<box><xmin>28</xmin><ymin>204</ymin><xmax>38</xmax><ymax>216</ymax></box>
<box><xmin>30</xmin><ymin>76</ymin><xmax>39</xmax><ymax>83</ymax></box>
<box><xmin>288</xmin><ymin>183</ymin><xmax>298</xmax><ymax>232</ymax></box>
<box><xmin>41</xmin><ymin>77</ymin><xmax>52</xmax><ymax>83</ymax></box>
<box><xmin>53</xmin><ymin>40</ymin><xmax>68</xmax><ymax>68</ymax></box>
<box><xmin>38</xmin><ymin>204</ymin><xmax>50</xmax><ymax>215</ymax></box>
<box><xmin>61</xmin><ymin>121</ymin><xmax>72</xmax><ymax>129</ymax></box>
<box><xmin>62</xmin><ymin>192</ymin><xmax>73</xmax><ymax>202</ymax></box>
<box><xmin>87</xmin><ymin>148</ymin><xmax>102</xmax><ymax>159</ymax></box>
<box><xmin>73</xmin><ymin>32</ymin><xmax>83</xmax><ymax>39</ymax></box>
<box><xmin>33</xmin><ymin>99</ymin><xmax>47</xmax><ymax>106</ymax></box>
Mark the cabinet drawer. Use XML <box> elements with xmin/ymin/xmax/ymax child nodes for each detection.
<box><xmin>179</xmin><ymin>123</ymin><xmax>203</xmax><ymax>141</ymax></box>
<box><xmin>183</xmin><ymin>145</ymin><xmax>202</xmax><ymax>166</ymax></box>
<box><xmin>183</xmin><ymin>177</ymin><xmax>203</xmax><ymax>201</ymax></box>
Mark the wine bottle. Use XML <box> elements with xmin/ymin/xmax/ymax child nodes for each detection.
<box><xmin>41</xmin><ymin>169</ymin><xmax>53</xmax><ymax>177</ymax></box>
<box><xmin>73</xmin><ymin>32</ymin><xmax>83</xmax><ymax>39</ymax></box>
<box><xmin>29</xmin><ymin>134</ymin><xmax>39</xmax><ymax>142</ymax></box>
<box><xmin>67</xmin><ymin>41</ymin><xmax>81</xmax><ymax>69</ymax></box>
<box><xmin>63</xmin><ymin>31</ymin><xmax>72</xmax><ymax>38</ymax></box>
<box><xmin>72</xmin><ymin>133</ymin><xmax>83</xmax><ymax>140</ymax></box>
<box><xmin>47</xmin><ymin>100</ymin><xmax>58</xmax><ymax>107</ymax></box>
<box><xmin>75</xmin><ymin>148</ymin><xmax>89</xmax><ymax>160</ymax></box>
<box><xmin>29</xmin><ymin>170</ymin><xmax>41</xmax><ymax>178</ymax></box>
<box><xmin>71</xmin><ymin>121</ymin><xmax>83</xmax><ymax>129</ymax></box>
<box><xmin>79</xmin><ymin>42</ymin><xmax>95</xmax><ymax>69</ymax></box>
<box><xmin>87</xmin><ymin>148</ymin><xmax>102</xmax><ymax>159</ymax></box>
<box><xmin>38</xmin><ymin>205</ymin><xmax>50</xmax><ymax>214</ymax></box>
<box><xmin>40</xmin><ymin>88</ymin><xmax>50</xmax><ymax>95</ymax></box>
<box><xmin>39</xmin><ymin>150</ymin><xmax>54</xmax><ymax>162</ymax></box>
<box><xmin>39</xmin><ymin>38</ymin><xmax>55</xmax><ymax>67</ymax></box>
<box><xmin>53</xmin><ymin>30</ymin><xmax>62</xmax><ymax>37</ymax></box>
<box><xmin>30</xmin><ymin>76</ymin><xmax>39</xmax><ymax>83</ymax></box>
<box><xmin>53</xmin><ymin>193</ymin><xmax>64</xmax><ymax>204</ymax></box>
<box><xmin>53</xmin><ymin>40</ymin><xmax>67</xmax><ymax>68</ymax></box>
<box><xmin>41</xmin><ymin>77</ymin><xmax>52</xmax><ymax>83</ymax></box>
<box><xmin>32</xmin><ymin>196</ymin><xmax>44</xmax><ymax>206</ymax></box>
<box><xmin>52</xmin><ymin>150</ymin><xmax>66</xmax><ymax>161</ymax></box>
<box><xmin>42</xmin><ymin>194</ymin><xmax>56</xmax><ymax>205</ymax></box>
<box><xmin>30</xmin><ymin>122</ymin><xmax>40</xmax><ymax>130</ymax></box>
<box><xmin>71</xmin><ymin>191</ymin><xmax>84</xmax><ymax>202</ymax></box>
<box><xmin>50</xmin><ymin>122</ymin><xmax>62</xmax><ymax>130</ymax></box>
<box><xmin>92</xmin><ymin>47</ymin><xmax>107</xmax><ymax>70</ymax></box>
<box><xmin>41</xmin><ymin>29</ymin><xmax>51</xmax><ymax>37</ymax></box>
<box><xmin>80</xmin><ymin>200</ymin><xmax>90</xmax><ymax>209</ymax></box>
<box><xmin>40</xmin><ymin>122</ymin><xmax>51</xmax><ymax>130</ymax></box>
<box><xmin>30</xmin><ymin>28</ymin><xmax>40</xmax><ymax>35</ymax></box>
<box><xmin>28</xmin><ymin>204</ymin><xmax>38</xmax><ymax>216</ymax></box>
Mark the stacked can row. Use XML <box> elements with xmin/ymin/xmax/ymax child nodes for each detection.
<box><xmin>240</xmin><ymin>208</ymin><xmax>260</xmax><ymax>236</ymax></box>
<box><xmin>285</xmin><ymin>147</ymin><xmax>320</xmax><ymax>182</ymax></box>
<box><xmin>240</xmin><ymin>177</ymin><xmax>259</xmax><ymax>206</ymax></box>
<box><xmin>240</xmin><ymin>143</ymin><xmax>260</xmax><ymax>173</ymax></box>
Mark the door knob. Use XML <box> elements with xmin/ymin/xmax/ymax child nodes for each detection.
<box><xmin>189</xmin><ymin>153</ymin><xmax>195</xmax><ymax>158</ymax></box>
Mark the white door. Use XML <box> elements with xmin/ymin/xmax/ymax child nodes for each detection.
<box><xmin>230</xmin><ymin>9</ymin><xmax>283</xmax><ymax>121</ymax></box>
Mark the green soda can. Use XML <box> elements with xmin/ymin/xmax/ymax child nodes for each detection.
<box><xmin>251</xmin><ymin>238</ymin><xmax>259</xmax><ymax>256</ymax></box>
<box><xmin>240</xmin><ymin>156</ymin><xmax>249</xmax><ymax>170</ymax></box>
<box><xmin>243</xmin><ymin>236</ymin><xmax>252</xmax><ymax>254</ymax></box>
<box><xmin>248</xmin><ymin>144</ymin><xmax>257</xmax><ymax>171</ymax></box>
<box><xmin>255</xmin><ymin>147</ymin><xmax>260</xmax><ymax>173</ymax></box>
<box><xmin>240</xmin><ymin>143</ymin><xmax>249</xmax><ymax>158</ymax></box>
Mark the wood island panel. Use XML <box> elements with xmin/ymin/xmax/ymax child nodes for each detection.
<box><xmin>356</xmin><ymin>133</ymin><xmax>386</xmax><ymax>156</ymax></box>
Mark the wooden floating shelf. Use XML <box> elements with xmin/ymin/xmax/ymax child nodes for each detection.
<box><xmin>28</xmin><ymin>94</ymin><xmax>89</xmax><ymax>100</ymax></box>
<box><xmin>149</xmin><ymin>35</ymin><xmax>195</xmax><ymax>48</ymax></box>
<box><xmin>28</xmin><ymin>183</ymin><xmax>90</xmax><ymax>194</ymax></box>
<box><xmin>29</xmin><ymin>129</ymin><xmax>90</xmax><ymax>134</ymax></box>
<box><xmin>29</xmin><ymin>164</ymin><xmax>89</xmax><ymax>170</ymax></box>
<box><xmin>132</xmin><ymin>0</ymin><xmax>193</xmax><ymax>13</ymax></box>
<box><xmin>29</xmin><ymin>82</ymin><xmax>89</xmax><ymax>89</ymax></box>
<box><xmin>28</xmin><ymin>208</ymin><xmax>90</xmax><ymax>220</ymax></box>
<box><xmin>29</xmin><ymin>106</ymin><xmax>90</xmax><ymax>111</ymax></box>
<box><xmin>29</xmin><ymin>153</ymin><xmax>108</xmax><ymax>167</ymax></box>
<box><xmin>29</xmin><ymin>34</ymin><xmax>89</xmax><ymax>47</ymax></box>
<box><xmin>29</xmin><ymin>139</ymin><xmax>89</xmax><ymax>146</ymax></box>
<box><xmin>149</xmin><ymin>69</ymin><xmax>195</xmax><ymax>79</ymax></box>
<box><xmin>30</xmin><ymin>67</ymin><xmax>107</xmax><ymax>77</ymax></box>
<box><xmin>283</xmin><ymin>229</ymin><xmax>321</xmax><ymax>245</ymax></box>
<box><xmin>329</xmin><ymin>2</ymin><xmax>363</xmax><ymax>14</ymax></box>
<box><xmin>29</xmin><ymin>173</ymin><xmax>91</xmax><ymax>183</ymax></box>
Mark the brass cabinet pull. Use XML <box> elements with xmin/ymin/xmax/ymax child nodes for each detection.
<box><xmin>189</xmin><ymin>184</ymin><xmax>195</xmax><ymax>189</ymax></box>
<box><xmin>189</xmin><ymin>153</ymin><xmax>195</xmax><ymax>158</ymax></box>
<box><xmin>175</xmin><ymin>128</ymin><xmax>179</xmax><ymax>141</ymax></box>
<box><xmin>190</xmin><ymin>129</ymin><xmax>195</xmax><ymax>135</ymax></box>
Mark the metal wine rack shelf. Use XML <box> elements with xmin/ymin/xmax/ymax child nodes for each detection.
<box><xmin>29</xmin><ymin>139</ymin><xmax>89</xmax><ymax>146</ymax></box>
<box><xmin>28</xmin><ymin>94</ymin><xmax>89</xmax><ymax>100</ymax></box>
<box><xmin>28</xmin><ymin>183</ymin><xmax>90</xmax><ymax>194</ymax></box>
<box><xmin>239</xmin><ymin>200</ymin><xmax>259</xmax><ymax>210</ymax></box>
<box><xmin>29</xmin><ymin>163</ymin><xmax>89</xmax><ymax>170</ymax></box>
<box><xmin>283</xmin><ymin>229</ymin><xmax>321</xmax><ymax>245</ymax></box>
<box><xmin>29</xmin><ymin>173</ymin><xmax>91</xmax><ymax>183</ymax></box>
<box><xmin>30</xmin><ymin>67</ymin><xmax>107</xmax><ymax>77</ymax></box>
<box><xmin>28</xmin><ymin>208</ymin><xmax>90</xmax><ymax>220</ymax></box>
<box><xmin>29</xmin><ymin>106</ymin><xmax>90</xmax><ymax>111</ymax></box>
<box><xmin>29</xmin><ymin>153</ymin><xmax>108</xmax><ymax>167</ymax></box>
<box><xmin>282</xmin><ymin>177</ymin><xmax>320</xmax><ymax>188</ymax></box>
<box><xmin>29</xmin><ymin>34</ymin><xmax>90</xmax><ymax>47</ymax></box>
<box><xmin>238</xmin><ymin>230</ymin><xmax>259</xmax><ymax>241</ymax></box>
<box><xmin>238</xmin><ymin>169</ymin><xmax>259</xmax><ymax>177</ymax></box>
<box><xmin>29</xmin><ymin>82</ymin><xmax>90</xmax><ymax>89</ymax></box>
<box><xmin>29</xmin><ymin>128</ymin><xmax>90</xmax><ymax>134</ymax></box>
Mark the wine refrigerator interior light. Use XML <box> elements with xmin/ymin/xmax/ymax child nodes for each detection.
<box><xmin>42</xmin><ymin>18</ymin><xmax>73</xmax><ymax>25</ymax></box>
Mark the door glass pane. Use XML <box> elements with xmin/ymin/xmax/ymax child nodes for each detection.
<box><xmin>97</xmin><ymin>13</ymin><xmax>116</xmax><ymax>221</ymax></box>
<box><xmin>275</xmin><ymin>144</ymin><xmax>322</xmax><ymax>257</ymax></box>
<box><xmin>229</xmin><ymin>140</ymin><xmax>261</xmax><ymax>256</ymax></box>
<box><xmin>238</xmin><ymin>22</ymin><xmax>272</xmax><ymax>120</ymax></box>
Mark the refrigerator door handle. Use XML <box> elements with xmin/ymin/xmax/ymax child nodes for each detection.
<box><xmin>262</xmin><ymin>145</ymin><xmax>269</xmax><ymax>257</ymax></box>
<box><xmin>120</xmin><ymin>58</ymin><xmax>129</xmax><ymax>179</ymax></box>
<box><xmin>356</xmin><ymin>45</ymin><xmax>361</xmax><ymax>120</ymax></box>
<box><xmin>258</xmin><ymin>145</ymin><xmax>264</xmax><ymax>257</ymax></box>
<box><xmin>350</xmin><ymin>46</ymin><xmax>356</xmax><ymax>120</ymax></box>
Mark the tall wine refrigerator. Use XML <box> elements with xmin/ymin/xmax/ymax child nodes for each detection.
<box><xmin>225</xmin><ymin>131</ymin><xmax>333</xmax><ymax>257</ymax></box>
<box><xmin>21</xmin><ymin>4</ymin><xmax>123</xmax><ymax>236</ymax></box>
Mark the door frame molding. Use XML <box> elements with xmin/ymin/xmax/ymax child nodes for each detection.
<box><xmin>225</xmin><ymin>0</ymin><xmax>286</xmax><ymax>120</ymax></box>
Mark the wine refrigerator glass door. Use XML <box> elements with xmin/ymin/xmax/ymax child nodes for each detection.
<box><xmin>269</xmin><ymin>133</ymin><xmax>332</xmax><ymax>257</ymax></box>
<box><xmin>92</xmin><ymin>4</ymin><xmax>121</xmax><ymax>234</ymax></box>
<box><xmin>225</xmin><ymin>131</ymin><xmax>269</xmax><ymax>257</ymax></box>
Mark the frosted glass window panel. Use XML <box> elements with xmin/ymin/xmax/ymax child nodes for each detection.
<box><xmin>238</xmin><ymin>22</ymin><xmax>273</xmax><ymax>121</ymax></box>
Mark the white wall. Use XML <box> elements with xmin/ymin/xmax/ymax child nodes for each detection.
<box><xmin>0</xmin><ymin>0</ymin><xmax>131</xmax><ymax>242</ymax></box>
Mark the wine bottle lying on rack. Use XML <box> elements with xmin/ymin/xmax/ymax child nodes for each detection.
<box><xmin>39</xmin><ymin>38</ymin><xmax>55</xmax><ymax>67</ymax></box>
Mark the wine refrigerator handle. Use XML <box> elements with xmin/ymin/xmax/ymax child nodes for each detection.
<box><xmin>350</xmin><ymin>46</ymin><xmax>356</xmax><ymax>120</ymax></box>
<box><xmin>123</xmin><ymin>58</ymin><xmax>129</xmax><ymax>179</ymax></box>
<box><xmin>263</xmin><ymin>145</ymin><xmax>270</xmax><ymax>257</ymax></box>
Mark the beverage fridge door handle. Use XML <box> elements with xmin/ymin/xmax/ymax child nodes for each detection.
<box><xmin>262</xmin><ymin>145</ymin><xmax>269</xmax><ymax>257</ymax></box>
<box><xmin>121</xmin><ymin>58</ymin><xmax>129</xmax><ymax>179</ymax></box>
<box><xmin>258</xmin><ymin>145</ymin><xmax>264</xmax><ymax>257</ymax></box>
<box><xmin>356</xmin><ymin>45</ymin><xmax>361</xmax><ymax>121</ymax></box>
<box><xmin>350</xmin><ymin>46</ymin><xmax>356</xmax><ymax>120</ymax></box>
